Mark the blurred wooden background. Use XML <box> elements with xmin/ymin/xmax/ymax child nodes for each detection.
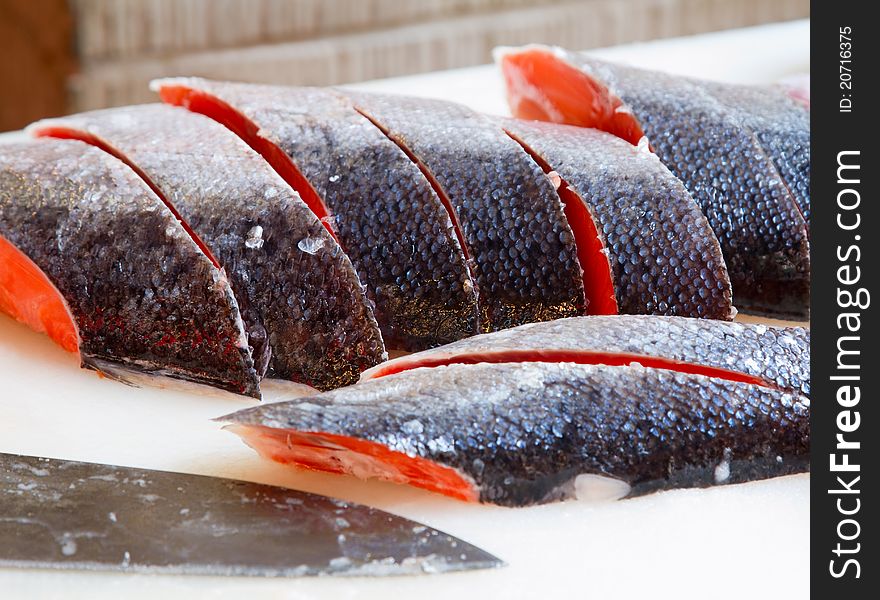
<box><xmin>1</xmin><ymin>0</ymin><xmax>809</xmax><ymax>131</ymax></box>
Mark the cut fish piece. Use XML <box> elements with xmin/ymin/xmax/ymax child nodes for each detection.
<box><xmin>0</xmin><ymin>236</ymin><xmax>78</xmax><ymax>354</ymax></box>
<box><xmin>498</xmin><ymin>47</ymin><xmax>810</xmax><ymax>320</ymax></box>
<box><xmin>361</xmin><ymin>316</ymin><xmax>809</xmax><ymax>397</ymax></box>
<box><xmin>31</xmin><ymin>104</ymin><xmax>386</xmax><ymax>391</ymax></box>
<box><xmin>0</xmin><ymin>139</ymin><xmax>259</xmax><ymax>396</ymax></box>
<box><xmin>697</xmin><ymin>81</ymin><xmax>811</xmax><ymax>223</ymax></box>
<box><xmin>502</xmin><ymin>119</ymin><xmax>733</xmax><ymax>320</ymax></box>
<box><xmin>221</xmin><ymin>361</ymin><xmax>810</xmax><ymax>506</ymax></box>
<box><xmin>343</xmin><ymin>91</ymin><xmax>586</xmax><ymax>331</ymax></box>
<box><xmin>533</xmin><ymin>153</ymin><xmax>618</xmax><ymax>317</ymax></box>
<box><xmin>152</xmin><ymin>78</ymin><xmax>479</xmax><ymax>352</ymax></box>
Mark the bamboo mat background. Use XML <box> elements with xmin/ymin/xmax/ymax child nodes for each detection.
<box><xmin>2</xmin><ymin>0</ymin><xmax>809</xmax><ymax>131</ymax></box>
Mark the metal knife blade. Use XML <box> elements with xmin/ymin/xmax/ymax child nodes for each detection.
<box><xmin>0</xmin><ymin>453</ymin><xmax>502</xmax><ymax>577</ymax></box>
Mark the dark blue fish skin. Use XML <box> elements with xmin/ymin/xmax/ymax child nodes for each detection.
<box><xmin>153</xmin><ymin>78</ymin><xmax>479</xmax><ymax>352</ymax></box>
<box><xmin>0</xmin><ymin>139</ymin><xmax>259</xmax><ymax>396</ymax></box>
<box><xmin>225</xmin><ymin>361</ymin><xmax>810</xmax><ymax>506</ymax></box>
<box><xmin>511</xmin><ymin>52</ymin><xmax>811</xmax><ymax>320</ymax></box>
<box><xmin>343</xmin><ymin>91</ymin><xmax>585</xmax><ymax>332</ymax></box>
<box><xmin>698</xmin><ymin>81</ymin><xmax>811</xmax><ymax>223</ymax></box>
<box><xmin>32</xmin><ymin>104</ymin><xmax>387</xmax><ymax>391</ymax></box>
<box><xmin>363</xmin><ymin>315</ymin><xmax>810</xmax><ymax>397</ymax></box>
<box><xmin>576</xmin><ymin>58</ymin><xmax>810</xmax><ymax>320</ymax></box>
<box><xmin>501</xmin><ymin>119</ymin><xmax>733</xmax><ymax>320</ymax></box>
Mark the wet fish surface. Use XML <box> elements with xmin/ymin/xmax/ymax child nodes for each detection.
<box><xmin>31</xmin><ymin>104</ymin><xmax>386</xmax><ymax>390</ymax></box>
<box><xmin>223</xmin><ymin>361</ymin><xmax>809</xmax><ymax>506</ymax></box>
<box><xmin>697</xmin><ymin>80</ymin><xmax>811</xmax><ymax>223</ymax></box>
<box><xmin>498</xmin><ymin>49</ymin><xmax>810</xmax><ymax>320</ymax></box>
<box><xmin>502</xmin><ymin>118</ymin><xmax>733</xmax><ymax>320</ymax></box>
<box><xmin>153</xmin><ymin>78</ymin><xmax>479</xmax><ymax>352</ymax></box>
<box><xmin>0</xmin><ymin>139</ymin><xmax>259</xmax><ymax>396</ymax></box>
<box><xmin>362</xmin><ymin>315</ymin><xmax>809</xmax><ymax>397</ymax></box>
<box><xmin>345</xmin><ymin>91</ymin><xmax>586</xmax><ymax>331</ymax></box>
<box><xmin>221</xmin><ymin>315</ymin><xmax>809</xmax><ymax>506</ymax></box>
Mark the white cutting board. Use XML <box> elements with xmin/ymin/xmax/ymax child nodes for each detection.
<box><xmin>1</xmin><ymin>20</ymin><xmax>810</xmax><ymax>600</ymax></box>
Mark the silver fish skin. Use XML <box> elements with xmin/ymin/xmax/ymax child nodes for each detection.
<box><xmin>362</xmin><ymin>315</ymin><xmax>809</xmax><ymax>397</ymax></box>
<box><xmin>501</xmin><ymin>118</ymin><xmax>733</xmax><ymax>320</ymax></box>
<box><xmin>223</xmin><ymin>361</ymin><xmax>810</xmax><ymax>507</ymax></box>
<box><xmin>0</xmin><ymin>139</ymin><xmax>259</xmax><ymax>396</ymax></box>
<box><xmin>697</xmin><ymin>80</ymin><xmax>811</xmax><ymax>223</ymax></box>
<box><xmin>570</xmin><ymin>56</ymin><xmax>810</xmax><ymax>320</ymax></box>
<box><xmin>344</xmin><ymin>90</ymin><xmax>586</xmax><ymax>332</ymax></box>
<box><xmin>31</xmin><ymin>104</ymin><xmax>386</xmax><ymax>391</ymax></box>
<box><xmin>152</xmin><ymin>78</ymin><xmax>479</xmax><ymax>352</ymax></box>
<box><xmin>499</xmin><ymin>49</ymin><xmax>811</xmax><ymax>320</ymax></box>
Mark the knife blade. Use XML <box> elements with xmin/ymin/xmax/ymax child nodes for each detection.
<box><xmin>0</xmin><ymin>453</ymin><xmax>502</xmax><ymax>577</ymax></box>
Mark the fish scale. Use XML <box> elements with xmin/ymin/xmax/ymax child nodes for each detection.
<box><xmin>0</xmin><ymin>139</ymin><xmax>259</xmax><ymax>396</ymax></box>
<box><xmin>31</xmin><ymin>104</ymin><xmax>386</xmax><ymax>391</ymax></box>
<box><xmin>344</xmin><ymin>91</ymin><xmax>585</xmax><ymax>332</ymax></box>
<box><xmin>501</xmin><ymin>118</ymin><xmax>733</xmax><ymax>320</ymax></box>
<box><xmin>500</xmin><ymin>50</ymin><xmax>811</xmax><ymax>320</ymax></box>
<box><xmin>224</xmin><ymin>361</ymin><xmax>810</xmax><ymax>506</ymax></box>
<box><xmin>698</xmin><ymin>81</ymin><xmax>811</xmax><ymax>223</ymax></box>
<box><xmin>567</xmin><ymin>57</ymin><xmax>811</xmax><ymax>319</ymax></box>
<box><xmin>363</xmin><ymin>316</ymin><xmax>810</xmax><ymax>397</ymax></box>
<box><xmin>154</xmin><ymin>79</ymin><xmax>479</xmax><ymax>352</ymax></box>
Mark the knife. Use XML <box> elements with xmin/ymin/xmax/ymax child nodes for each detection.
<box><xmin>0</xmin><ymin>453</ymin><xmax>502</xmax><ymax>577</ymax></box>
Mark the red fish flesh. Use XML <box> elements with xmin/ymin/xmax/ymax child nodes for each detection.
<box><xmin>342</xmin><ymin>91</ymin><xmax>586</xmax><ymax>330</ymax></box>
<box><xmin>152</xmin><ymin>78</ymin><xmax>479</xmax><ymax>352</ymax></box>
<box><xmin>501</xmin><ymin>118</ymin><xmax>733</xmax><ymax>319</ymax></box>
<box><xmin>220</xmin><ymin>316</ymin><xmax>809</xmax><ymax>505</ymax></box>
<box><xmin>31</xmin><ymin>104</ymin><xmax>386</xmax><ymax>390</ymax></box>
<box><xmin>498</xmin><ymin>47</ymin><xmax>810</xmax><ymax>320</ymax></box>
<box><xmin>0</xmin><ymin>139</ymin><xmax>259</xmax><ymax>396</ymax></box>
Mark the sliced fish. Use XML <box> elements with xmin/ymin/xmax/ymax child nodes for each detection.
<box><xmin>344</xmin><ymin>91</ymin><xmax>586</xmax><ymax>331</ymax></box>
<box><xmin>362</xmin><ymin>315</ymin><xmax>809</xmax><ymax>396</ymax></box>
<box><xmin>698</xmin><ymin>80</ymin><xmax>811</xmax><ymax>222</ymax></box>
<box><xmin>152</xmin><ymin>78</ymin><xmax>479</xmax><ymax>351</ymax></box>
<box><xmin>501</xmin><ymin>118</ymin><xmax>733</xmax><ymax>320</ymax></box>
<box><xmin>0</xmin><ymin>139</ymin><xmax>259</xmax><ymax>396</ymax></box>
<box><xmin>30</xmin><ymin>104</ymin><xmax>386</xmax><ymax>390</ymax></box>
<box><xmin>221</xmin><ymin>359</ymin><xmax>810</xmax><ymax>506</ymax></box>
<box><xmin>498</xmin><ymin>47</ymin><xmax>810</xmax><ymax>320</ymax></box>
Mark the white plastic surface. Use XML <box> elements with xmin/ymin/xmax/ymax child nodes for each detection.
<box><xmin>1</xmin><ymin>20</ymin><xmax>809</xmax><ymax>599</ymax></box>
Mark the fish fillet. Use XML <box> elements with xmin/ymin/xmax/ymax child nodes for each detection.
<box><xmin>501</xmin><ymin>119</ymin><xmax>733</xmax><ymax>320</ymax></box>
<box><xmin>0</xmin><ymin>139</ymin><xmax>259</xmax><ymax>396</ymax></box>
<box><xmin>152</xmin><ymin>78</ymin><xmax>479</xmax><ymax>352</ymax></box>
<box><xmin>30</xmin><ymin>104</ymin><xmax>386</xmax><ymax>390</ymax></box>
<box><xmin>498</xmin><ymin>47</ymin><xmax>810</xmax><ymax>320</ymax></box>
<box><xmin>222</xmin><ymin>359</ymin><xmax>809</xmax><ymax>506</ymax></box>
<box><xmin>344</xmin><ymin>91</ymin><xmax>586</xmax><ymax>330</ymax></box>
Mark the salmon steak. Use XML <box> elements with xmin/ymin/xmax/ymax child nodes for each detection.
<box><xmin>30</xmin><ymin>104</ymin><xmax>386</xmax><ymax>390</ymax></box>
<box><xmin>0</xmin><ymin>139</ymin><xmax>259</xmax><ymax>396</ymax></box>
<box><xmin>498</xmin><ymin>47</ymin><xmax>810</xmax><ymax>320</ymax></box>
<box><xmin>501</xmin><ymin>118</ymin><xmax>733</xmax><ymax>319</ymax></box>
<box><xmin>152</xmin><ymin>78</ymin><xmax>479</xmax><ymax>352</ymax></box>
<box><xmin>220</xmin><ymin>316</ymin><xmax>809</xmax><ymax>506</ymax></box>
<box><xmin>343</xmin><ymin>91</ymin><xmax>586</xmax><ymax>330</ymax></box>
